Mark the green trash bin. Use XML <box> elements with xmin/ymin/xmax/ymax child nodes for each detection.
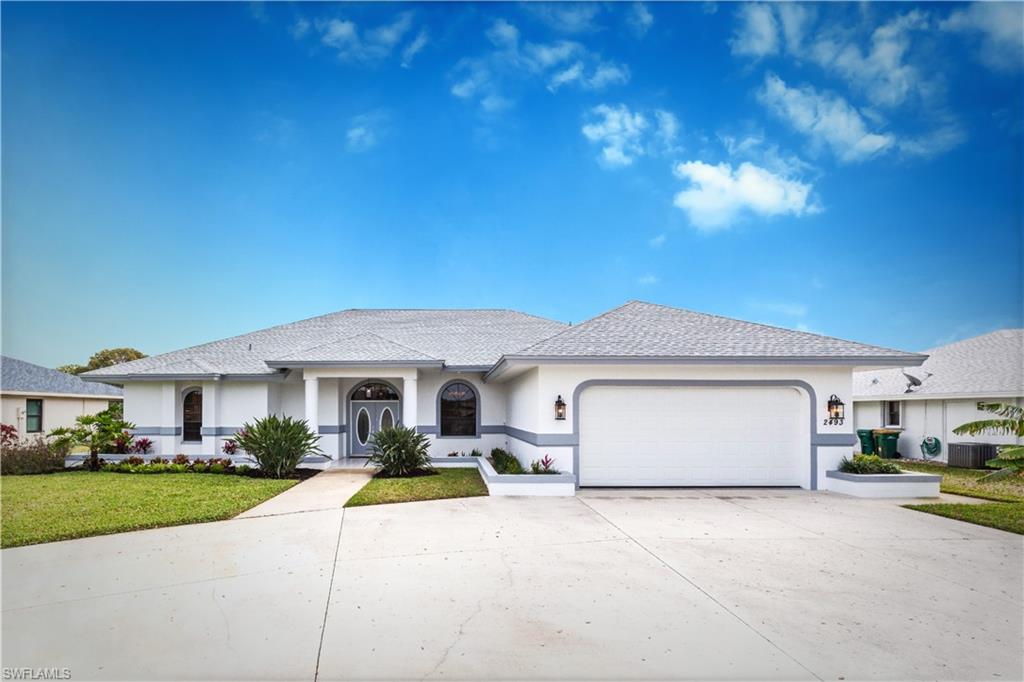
<box><xmin>857</xmin><ymin>429</ymin><xmax>875</xmax><ymax>455</ymax></box>
<box><xmin>873</xmin><ymin>429</ymin><xmax>901</xmax><ymax>458</ymax></box>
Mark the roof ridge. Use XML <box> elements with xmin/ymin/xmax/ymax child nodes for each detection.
<box><xmin>511</xmin><ymin>300</ymin><xmax>637</xmax><ymax>355</ymax></box>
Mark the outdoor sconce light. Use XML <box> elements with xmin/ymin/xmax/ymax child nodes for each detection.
<box><xmin>824</xmin><ymin>394</ymin><xmax>845</xmax><ymax>426</ymax></box>
<box><xmin>555</xmin><ymin>395</ymin><xmax>567</xmax><ymax>420</ymax></box>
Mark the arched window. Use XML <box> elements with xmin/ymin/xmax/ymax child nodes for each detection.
<box><xmin>440</xmin><ymin>382</ymin><xmax>477</xmax><ymax>437</ymax></box>
<box><xmin>183</xmin><ymin>389</ymin><xmax>203</xmax><ymax>442</ymax></box>
<box><xmin>353</xmin><ymin>382</ymin><xmax>400</xmax><ymax>401</ymax></box>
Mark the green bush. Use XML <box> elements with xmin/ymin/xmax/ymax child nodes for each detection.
<box><xmin>838</xmin><ymin>454</ymin><xmax>903</xmax><ymax>475</ymax></box>
<box><xmin>169</xmin><ymin>463</ymin><xmax>189</xmax><ymax>473</ymax></box>
<box><xmin>0</xmin><ymin>437</ymin><xmax>67</xmax><ymax>475</ymax></box>
<box><xmin>469</xmin><ymin>448</ymin><xmax>483</xmax><ymax>457</ymax></box>
<box><xmin>490</xmin><ymin>448</ymin><xmax>525</xmax><ymax>474</ymax></box>
<box><xmin>368</xmin><ymin>426</ymin><xmax>433</xmax><ymax>477</ymax></box>
<box><xmin>209</xmin><ymin>463</ymin><xmax>226</xmax><ymax>474</ymax></box>
<box><xmin>232</xmin><ymin>415</ymin><xmax>322</xmax><ymax>478</ymax></box>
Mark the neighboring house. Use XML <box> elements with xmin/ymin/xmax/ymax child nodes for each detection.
<box><xmin>1</xmin><ymin>356</ymin><xmax>123</xmax><ymax>439</ymax></box>
<box><xmin>80</xmin><ymin>301</ymin><xmax>924</xmax><ymax>490</ymax></box>
<box><xmin>853</xmin><ymin>330</ymin><xmax>1024</xmax><ymax>461</ymax></box>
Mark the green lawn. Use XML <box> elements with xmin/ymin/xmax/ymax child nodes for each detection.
<box><xmin>898</xmin><ymin>460</ymin><xmax>1024</xmax><ymax>535</ymax></box>
<box><xmin>1</xmin><ymin>472</ymin><xmax>297</xmax><ymax>548</ymax></box>
<box><xmin>345</xmin><ymin>467</ymin><xmax>488</xmax><ymax>507</ymax></box>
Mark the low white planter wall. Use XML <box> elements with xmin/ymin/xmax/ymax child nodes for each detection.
<box><xmin>825</xmin><ymin>470</ymin><xmax>941</xmax><ymax>498</ymax></box>
<box><xmin>476</xmin><ymin>456</ymin><xmax>576</xmax><ymax>497</ymax></box>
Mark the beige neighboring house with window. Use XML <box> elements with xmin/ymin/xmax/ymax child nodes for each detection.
<box><xmin>853</xmin><ymin>330</ymin><xmax>1024</xmax><ymax>461</ymax></box>
<box><xmin>1</xmin><ymin>356</ymin><xmax>123</xmax><ymax>439</ymax></box>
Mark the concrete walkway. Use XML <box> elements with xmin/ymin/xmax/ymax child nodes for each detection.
<box><xmin>2</xmin><ymin>489</ymin><xmax>1021</xmax><ymax>681</ymax></box>
<box><xmin>236</xmin><ymin>470</ymin><xmax>373</xmax><ymax>518</ymax></box>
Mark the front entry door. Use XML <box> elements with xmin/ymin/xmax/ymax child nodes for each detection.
<box><xmin>350</xmin><ymin>401</ymin><xmax>400</xmax><ymax>456</ymax></box>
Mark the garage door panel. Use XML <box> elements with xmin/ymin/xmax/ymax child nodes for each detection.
<box><xmin>579</xmin><ymin>386</ymin><xmax>804</xmax><ymax>487</ymax></box>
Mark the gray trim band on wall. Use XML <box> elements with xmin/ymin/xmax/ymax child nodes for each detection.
<box><xmin>318</xmin><ymin>425</ymin><xmax>346</xmax><ymax>434</ymax></box>
<box><xmin>200</xmin><ymin>427</ymin><xmax>243</xmax><ymax>437</ymax></box>
<box><xmin>571</xmin><ymin>379</ymin><xmax>840</xmax><ymax>491</ymax></box>
<box><xmin>504</xmin><ymin>425</ymin><xmax>579</xmax><ymax>447</ymax></box>
<box><xmin>132</xmin><ymin>427</ymin><xmax>181</xmax><ymax>436</ymax></box>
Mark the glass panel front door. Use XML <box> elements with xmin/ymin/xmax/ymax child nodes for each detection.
<box><xmin>350</xmin><ymin>400</ymin><xmax>400</xmax><ymax>456</ymax></box>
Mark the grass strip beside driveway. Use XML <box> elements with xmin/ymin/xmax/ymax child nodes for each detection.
<box><xmin>898</xmin><ymin>460</ymin><xmax>1024</xmax><ymax>535</ymax></box>
<box><xmin>1</xmin><ymin>472</ymin><xmax>297</xmax><ymax>548</ymax></box>
<box><xmin>345</xmin><ymin>467</ymin><xmax>487</xmax><ymax>507</ymax></box>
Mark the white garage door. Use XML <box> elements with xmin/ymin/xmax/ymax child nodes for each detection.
<box><xmin>579</xmin><ymin>386</ymin><xmax>804</xmax><ymax>487</ymax></box>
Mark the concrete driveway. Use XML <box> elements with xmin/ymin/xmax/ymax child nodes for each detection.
<box><xmin>2</xmin><ymin>483</ymin><xmax>1021</xmax><ymax>681</ymax></box>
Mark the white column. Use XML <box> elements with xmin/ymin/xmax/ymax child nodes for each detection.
<box><xmin>404</xmin><ymin>375</ymin><xmax>418</xmax><ymax>431</ymax></box>
<box><xmin>202</xmin><ymin>381</ymin><xmax>219</xmax><ymax>455</ymax></box>
<box><xmin>160</xmin><ymin>382</ymin><xmax>177</xmax><ymax>457</ymax></box>
<box><xmin>305</xmin><ymin>377</ymin><xmax>320</xmax><ymax>441</ymax></box>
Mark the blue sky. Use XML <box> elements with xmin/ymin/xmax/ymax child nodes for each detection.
<box><xmin>2</xmin><ymin>1</ymin><xmax>1022</xmax><ymax>367</ymax></box>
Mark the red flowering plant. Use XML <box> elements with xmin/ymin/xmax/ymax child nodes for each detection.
<box><xmin>112</xmin><ymin>431</ymin><xmax>134</xmax><ymax>454</ymax></box>
<box><xmin>1</xmin><ymin>423</ymin><xmax>19</xmax><ymax>448</ymax></box>
<box><xmin>132</xmin><ymin>438</ymin><xmax>153</xmax><ymax>454</ymax></box>
<box><xmin>530</xmin><ymin>454</ymin><xmax>559</xmax><ymax>474</ymax></box>
<box><xmin>221</xmin><ymin>439</ymin><xmax>238</xmax><ymax>455</ymax></box>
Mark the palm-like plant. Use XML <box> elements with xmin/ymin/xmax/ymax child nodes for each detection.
<box><xmin>50</xmin><ymin>404</ymin><xmax>135</xmax><ymax>471</ymax></box>
<box><xmin>232</xmin><ymin>415</ymin><xmax>322</xmax><ymax>478</ymax></box>
<box><xmin>367</xmin><ymin>425</ymin><xmax>433</xmax><ymax>477</ymax></box>
<box><xmin>953</xmin><ymin>402</ymin><xmax>1024</xmax><ymax>478</ymax></box>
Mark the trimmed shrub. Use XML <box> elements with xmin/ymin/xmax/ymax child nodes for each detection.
<box><xmin>232</xmin><ymin>415</ymin><xmax>321</xmax><ymax>478</ymax></box>
<box><xmin>838</xmin><ymin>455</ymin><xmax>903</xmax><ymax>475</ymax></box>
<box><xmin>0</xmin><ymin>437</ymin><xmax>67</xmax><ymax>475</ymax></box>
<box><xmin>368</xmin><ymin>426</ymin><xmax>433</xmax><ymax>477</ymax></box>
<box><xmin>490</xmin><ymin>448</ymin><xmax>525</xmax><ymax>474</ymax></box>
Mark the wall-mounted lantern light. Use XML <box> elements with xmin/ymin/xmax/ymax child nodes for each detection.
<box><xmin>555</xmin><ymin>395</ymin><xmax>567</xmax><ymax>420</ymax></box>
<box><xmin>824</xmin><ymin>394</ymin><xmax>845</xmax><ymax>426</ymax></box>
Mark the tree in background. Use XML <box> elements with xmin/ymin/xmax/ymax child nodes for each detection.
<box><xmin>57</xmin><ymin>348</ymin><xmax>146</xmax><ymax>375</ymax></box>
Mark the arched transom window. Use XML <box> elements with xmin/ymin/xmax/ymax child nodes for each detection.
<box><xmin>353</xmin><ymin>382</ymin><xmax>400</xmax><ymax>401</ymax></box>
<box><xmin>440</xmin><ymin>382</ymin><xmax>477</xmax><ymax>437</ymax></box>
<box><xmin>183</xmin><ymin>389</ymin><xmax>203</xmax><ymax>442</ymax></box>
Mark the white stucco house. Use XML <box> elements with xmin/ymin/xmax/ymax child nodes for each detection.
<box><xmin>80</xmin><ymin>301</ymin><xmax>926</xmax><ymax>490</ymax></box>
<box><xmin>1</xmin><ymin>356</ymin><xmax>123</xmax><ymax>439</ymax></box>
<box><xmin>853</xmin><ymin>329</ymin><xmax>1024</xmax><ymax>462</ymax></box>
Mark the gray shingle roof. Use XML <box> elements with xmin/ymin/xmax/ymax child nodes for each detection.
<box><xmin>82</xmin><ymin>309</ymin><xmax>569</xmax><ymax>378</ymax></box>
<box><xmin>854</xmin><ymin>329</ymin><xmax>1024</xmax><ymax>399</ymax></box>
<box><xmin>507</xmin><ymin>301</ymin><xmax>927</xmax><ymax>363</ymax></box>
<box><xmin>80</xmin><ymin>301</ymin><xmax>926</xmax><ymax>381</ymax></box>
<box><xmin>1</xmin><ymin>357</ymin><xmax>123</xmax><ymax>396</ymax></box>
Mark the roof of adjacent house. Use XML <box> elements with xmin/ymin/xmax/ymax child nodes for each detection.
<box><xmin>854</xmin><ymin>329</ymin><xmax>1024</xmax><ymax>400</ymax></box>
<box><xmin>503</xmin><ymin>301</ymin><xmax>928</xmax><ymax>363</ymax></box>
<box><xmin>1</xmin><ymin>356</ymin><xmax>123</xmax><ymax>397</ymax></box>
<box><xmin>80</xmin><ymin>301</ymin><xmax>926</xmax><ymax>382</ymax></box>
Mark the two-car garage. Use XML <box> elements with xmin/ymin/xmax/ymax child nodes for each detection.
<box><xmin>577</xmin><ymin>385</ymin><xmax>806</xmax><ymax>487</ymax></box>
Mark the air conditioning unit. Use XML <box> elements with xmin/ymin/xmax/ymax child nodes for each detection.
<box><xmin>947</xmin><ymin>442</ymin><xmax>998</xmax><ymax>469</ymax></box>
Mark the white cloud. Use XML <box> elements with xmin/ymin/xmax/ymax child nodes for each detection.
<box><xmin>775</xmin><ymin>3</ymin><xmax>812</xmax><ymax>53</ymax></box>
<box><xmin>486</xmin><ymin>18</ymin><xmax>520</xmax><ymax>49</ymax></box>
<box><xmin>526</xmin><ymin>3</ymin><xmax>602</xmax><ymax>34</ymax></box>
<box><xmin>941</xmin><ymin>2</ymin><xmax>1024</xmax><ymax>72</ymax></box>
<box><xmin>345</xmin><ymin>111</ymin><xmax>389</xmax><ymax>152</ymax></box>
<box><xmin>582</xmin><ymin>104</ymin><xmax>649</xmax><ymax>167</ymax></box>
<box><xmin>654</xmin><ymin>109</ymin><xmax>680</xmax><ymax>150</ymax></box>
<box><xmin>648</xmin><ymin>233</ymin><xmax>667</xmax><ymax>248</ymax></box>
<box><xmin>401</xmin><ymin>28</ymin><xmax>428</xmax><ymax>68</ymax></box>
<box><xmin>628</xmin><ymin>3</ymin><xmax>654</xmax><ymax>38</ymax></box>
<box><xmin>672</xmin><ymin>160</ymin><xmax>817</xmax><ymax>230</ymax></box>
<box><xmin>313</xmin><ymin>12</ymin><xmax>418</xmax><ymax>63</ymax></box>
<box><xmin>758</xmin><ymin>74</ymin><xmax>894</xmax><ymax>163</ymax></box>
<box><xmin>289</xmin><ymin>16</ymin><xmax>311</xmax><ymax>40</ymax></box>
<box><xmin>637</xmin><ymin>274</ymin><xmax>660</xmax><ymax>285</ymax></box>
<box><xmin>453</xmin><ymin>19</ymin><xmax>629</xmax><ymax>110</ymax></box>
<box><xmin>730</xmin><ymin>4</ymin><xmax>778</xmax><ymax>58</ymax></box>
